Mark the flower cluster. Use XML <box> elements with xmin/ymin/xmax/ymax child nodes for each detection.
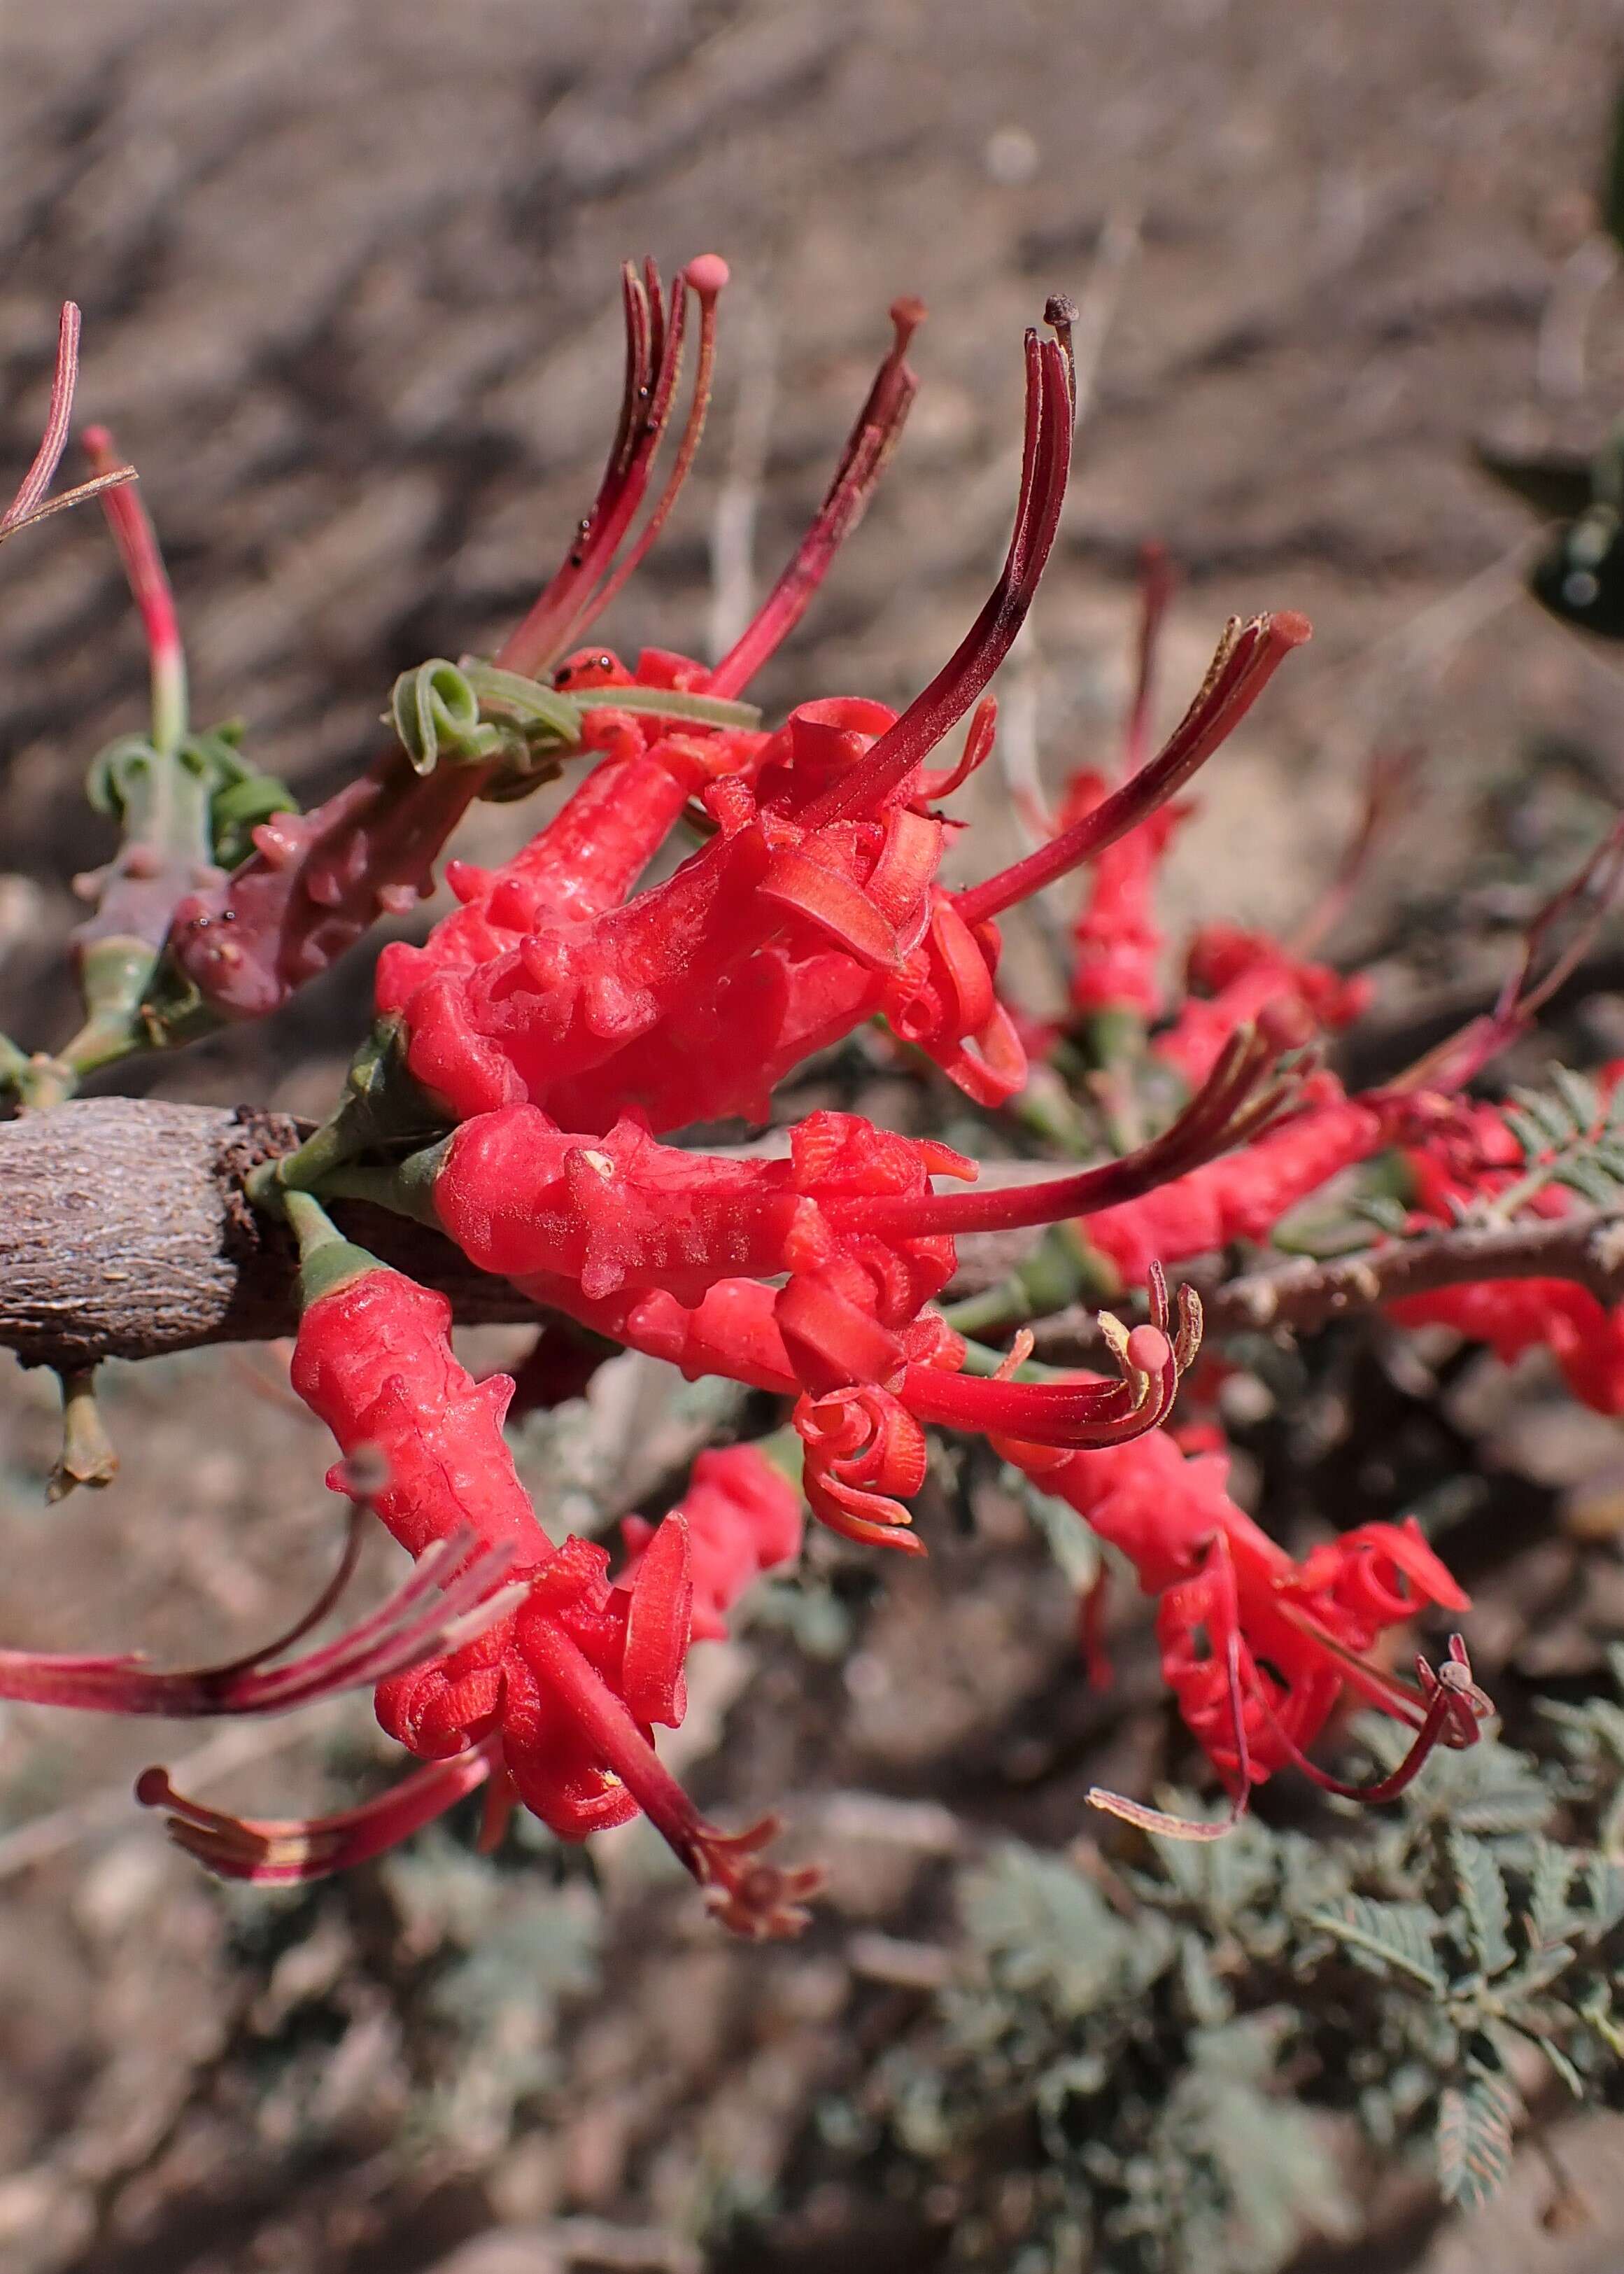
<box><xmin>9</xmin><ymin>255</ymin><xmax>1565</xmax><ymax>1937</ymax></box>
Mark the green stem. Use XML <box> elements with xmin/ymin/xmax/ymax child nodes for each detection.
<box><xmin>941</xmin><ymin>1223</ymin><xmax>1119</xmax><ymax>1339</ymax></box>
<box><xmin>247</xmin><ymin>1020</ymin><xmax>449</xmax><ymax>1205</ymax></box>
<box><xmin>281</xmin><ymin>1188</ymin><xmax>383</xmax><ymax>1306</ymax></box>
<box><xmin>309</xmin><ymin>1149</ymin><xmax>447</xmax><ymax>1226</ymax></box>
<box><xmin>956</xmin><ymin>1335</ymin><xmax>1071</xmax><ymax>1384</ymax></box>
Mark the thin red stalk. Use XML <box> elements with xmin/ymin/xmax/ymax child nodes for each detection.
<box><xmin>956</xmin><ymin>610</ymin><xmax>1312</xmax><ymax>925</ymax></box>
<box><xmin>0</xmin><ymin>1535</ymin><xmax>521</xmax><ymax>1716</ymax></box>
<box><xmin>1123</xmin><ymin>541</ymin><xmax>1174</xmax><ymax>773</ymax></box>
<box><xmin>1289</xmin><ymin>743</ymin><xmax>1415</xmax><ymax>958</ymax></box>
<box><xmin>705</xmin><ymin>295</ymin><xmax>925</xmax><ymax>700</ymax></box>
<box><xmin>497</xmin><ymin>263</ymin><xmax>690</xmax><ymax>678</ymax></box>
<box><xmin>827</xmin><ymin>1024</ymin><xmax>1285</xmax><ymax>1237</ymax></box>
<box><xmin>138</xmin><ymin>1739</ymin><xmax>501</xmax><ymax>1884</ymax></box>
<box><xmin>575</xmin><ymin>255</ymin><xmax>729</xmax><ymax>627</ymax></box>
<box><xmin>1</xmin><ymin>302</ymin><xmax>80</xmax><ymax>533</ymax></box>
<box><xmin>1394</xmin><ymin>814</ymin><xmax>1624</xmax><ymax>1095</ymax></box>
<box><xmin>793</xmin><ymin>330</ymin><xmax>1073</xmax><ymax>826</ymax></box>
<box><xmin>82</xmin><ymin>421</ymin><xmax>188</xmax><ymax>754</ymax></box>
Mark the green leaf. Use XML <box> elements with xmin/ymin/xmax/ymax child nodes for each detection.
<box><xmin>1178</xmin><ymin>1929</ymin><xmax>1234</xmax><ymax>2028</ymax></box>
<box><xmin>1551</xmin><ymin>1066</ymin><xmax>1602</xmax><ymax>1135</ymax></box>
<box><xmin>1506</xmin><ymin>1085</ymin><xmax>1576</xmax><ymax>1149</ymax></box>
<box><xmin>1576</xmin><ymin>1981</ymin><xmax>1624</xmax><ymax>2056</ymax></box>
<box><xmin>961</xmin><ymin>1845</ymin><xmax>1173</xmax><ymax>2016</ymax></box>
<box><xmin>1502</xmin><ymin>1941</ymin><xmax>1579</xmax><ymax>2000</ymax></box>
<box><xmin>1557</xmin><ymin>1156</ymin><xmax>1623</xmax><ymax>1208</ymax></box>
<box><xmin>1579</xmin><ymin>1854</ymin><xmax>1624</xmax><ymax>1935</ymax></box>
<box><xmin>1436</xmin><ymin>2072</ymin><xmax>1517</xmax><ymax>2208</ymax></box>
<box><xmin>1528</xmin><ymin>1837</ymin><xmax>1576</xmax><ymax>1947</ymax></box>
<box><xmin>1528</xmin><ymin>2029</ymin><xmax>1587</xmax><ymax>2098</ymax></box>
<box><xmin>1308</xmin><ymin>1897</ymin><xmax>1448</xmax><ymax>1994</ymax></box>
<box><xmin>1353</xmin><ymin>1194</ymin><xmax>1413</xmax><ymax>1237</ymax></box>
<box><xmin>1502</xmin><ymin>1107</ymin><xmax>1558</xmax><ymax>1162</ymax></box>
<box><xmin>1450</xmin><ymin>1832</ymin><xmax>1515</xmax><ymax>1977</ymax></box>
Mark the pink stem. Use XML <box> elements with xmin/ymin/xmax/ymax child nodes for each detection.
<box><xmin>793</xmin><ymin>330</ymin><xmax>1073</xmax><ymax>826</ymax></box>
<box><xmin>705</xmin><ymin>295</ymin><xmax>925</xmax><ymax>700</ymax></box>
<box><xmin>1</xmin><ymin>302</ymin><xmax>80</xmax><ymax>533</ymax></box>
<box><xmin>82</xmin><ymin>421</ymin><xmax>188</xmax><ymax>754</ymax></box>
<box><xmin>955</xmin><ymin>610</ymin><xmax>1311</xmax><ymax>925</ymax></box>
<box><xmin>137</xmin><ymin>1739</ymin><xmax>501</xmax><ymax>1884</ymax></box>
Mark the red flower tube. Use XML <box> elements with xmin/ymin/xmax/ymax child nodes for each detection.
<box><xmin>170</xmin><ymin>1193</ymin><xmax>819</xmax><ymax>1935</ymax></box>
<box><xmin>1000</xmin><ymin>1419</ymin><xmax>1485</xmax><ymax>1829</ymax></box>
<box><xmin>620</xmin><ymin>1445</ymin><xmax>805</xmax><ymax>1643</ymax></box>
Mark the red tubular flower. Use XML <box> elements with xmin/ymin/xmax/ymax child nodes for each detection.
<box><xmin>1000</xmin><ymin>1419</ymin><xmax>1487</xmax><ymax>1830</ymax></box>
<box><xmin>1389</xmin><ymin>1279</ymin><xmax>1624</xmax><ymax>1414</ymax></box>
<box><xmin>389</xmin><ymin>330</ymin><xmax>1075</xmax><ymax>1129</ymax></box>
<box><xmin>1384</xmin><ymin>1074</ymin><xmax>1624</xmax><ymax>1414</ymax></box>
<box><xmin>621</xmin><ymin>1445</ymin><xmax>805</xmax><ymax>1642</ymax></box>
<box><xmin>164</xmin><ymin>257</ymin><xmax>735</xmax><ymax>1025</ymax></box>
<box><xmin>341</xmin><ymin>1034</ymin><xmax>1290</xmax><ymax>1551</ymax></box>
<box><xmin>166</xmin><ymin>1195</ymin><xmax>817</xmax><ymax>1935</ymax></box>
<box><xmin>393</xmin><ymin>332</ymin><xmax>1308</xmax><ymax>1136</ymax></box>
<box><xmin>1153</xmin><ymin>920</ymin><xmax>1374</xmax><ymax>1086</ymax></box>
<box><xmin>427</xmin><ymin>1104</ymin><xmax>968</xmax><ymax>1310</ymax></box>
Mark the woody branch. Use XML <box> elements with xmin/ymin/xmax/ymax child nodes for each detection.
<box><xmin>1029</xmin><ymin>1208</ymin><xmax>1624</xmax><ymax>1361</ymax></box>
<box><xmin>4</xmin><ymin>1097</ymin><xmax>1624</xmax><ymax>1375</ymax></box>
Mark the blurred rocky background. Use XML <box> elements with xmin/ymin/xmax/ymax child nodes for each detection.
<box><xmin>4</xmin><ymin>3</ymin><xmax>1624</xmax><ymax>2270</ymax></box>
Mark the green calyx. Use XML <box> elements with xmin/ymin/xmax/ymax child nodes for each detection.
<box><xmin>316</xmin><ymin>1134</ymin><xmax>451</xmax><ymax>1227</ymax></box>
<box><xmin>388</xmin><ymin>655</ymin><xmax>762</xmax><ymax>796</ymax></box>
<box><xmin>248</xmin><ymin>1020</ymin><xmax>450</xmax><ymax>1209</ymax></box>
<box><xmin>282</xmin><ymin>1189</ymin><xmax>387</xmax><ymax>1310</ymax></box>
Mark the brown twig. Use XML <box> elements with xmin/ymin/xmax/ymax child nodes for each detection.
<box><xmin>5</xmin><ymin>1098</ymin><xmax>1621</xmax><ymax>1376</ymax></box>
<box><xmin>1030</xmin><ymin>1208</ymin><xmax>1624</xmax><ymax>1362</ymax></box>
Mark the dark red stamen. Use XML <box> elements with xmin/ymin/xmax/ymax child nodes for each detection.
<box><xmin>794</xmin><ymin>328</ymin><xmax>1073</xmax><ymax>826</ymax></box>
<box><xmin>497</xmin><ymin>261</ymin><xmax>691</xmax><ymax>678</ymax></box>
<box><xmin>706</xmin><ymin>295</ymin><xmax>926</xmax><ymax>699</ymax></box>
<box><xmin>824</xmin><ymin>1020</ymin><xmax>1297</xmax><ymax>1239</ymax></box>
<box><xmin>955</xmin><ymin>610</ymin><xmax>1312</xmax><ymax>925</ymax></box>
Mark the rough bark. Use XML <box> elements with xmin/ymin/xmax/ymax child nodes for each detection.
<box><xmin>10</xmin><ymin>1100</ymin><xmax>1618</xmax><ymax>1378</ymax></box>
<box><xmin>0</xmin><ymin>1097</ymin><xmax>542</xmax><ymax>1372</ymax></box>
